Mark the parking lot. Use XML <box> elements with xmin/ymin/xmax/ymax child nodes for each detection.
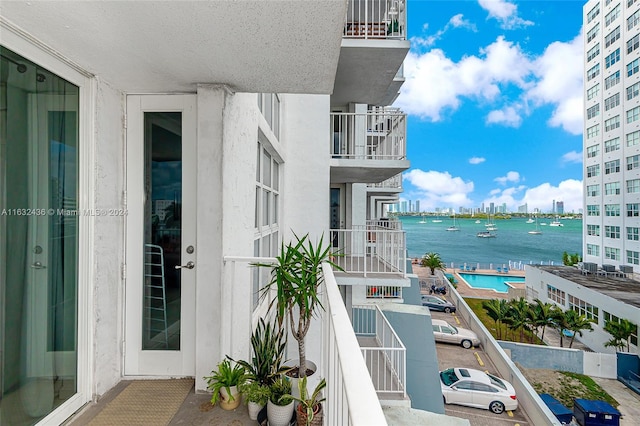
<box><xmin>429</xmin><ymin>309</ymin><xmax>532</xmax><ymax>426</ymax></box>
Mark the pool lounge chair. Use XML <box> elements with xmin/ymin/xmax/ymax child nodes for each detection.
<box><xmin>496</xmin><ymin>266</ymin><xmax>502</xmax><ymax>273</ymax></box>
<box><xmin>503</xmin><ymin>267</ymin><xmax>509</xmax><ymax>274</ymax></box>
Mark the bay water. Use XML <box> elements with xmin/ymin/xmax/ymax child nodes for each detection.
<box><xmin>400</xmin><ymin>216</ymin><xmax>582</xmax><ymax>268</ymax></box>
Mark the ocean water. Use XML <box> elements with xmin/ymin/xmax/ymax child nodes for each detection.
<box><xmin>401</xmin><ymin>216</ymin><xmax>582</xmax><ymax>267</ymax></box>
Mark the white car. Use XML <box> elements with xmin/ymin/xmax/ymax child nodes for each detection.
<box><xmin>440</xmin><ymin>367</ymin><xmax>518</xmax><ymax>414</ymax></box>
<box><xmin>431</xmin><ymin>319</ymin><xmax>480</xmax><ymax>349</ymax></box>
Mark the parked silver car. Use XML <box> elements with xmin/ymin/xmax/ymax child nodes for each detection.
<box><xmin>431</xmin><ymin>319</ymin><xmax>480</xmax><ymax>349</ymax></box>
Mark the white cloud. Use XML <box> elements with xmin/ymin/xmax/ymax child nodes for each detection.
<box><xmin>469</xmin><ymin>157</ymin><xmax>486</xmax><ymax>164</ymax></box>
<box><xmin>486</xmin><ymin>106</ymin><xmax>522</xmax><ymax>127</ymax></box>
<box><xmin>450</xmin><ymin>14</ymin><xmax>477</xmax><ymax>31</ymax></box>
<box><xmin>562</xmin><ymin>151</ymin><xmax>583</xmax><ymax>164</ymax></box>
<box><xmin>483</xmin><ymin>179</ymin><xmax>583</xmax><ymax>212</ymax></box>
<box><xmin>478</xmin><ymin>0</ymin><xmax>534</xmax><ymax>29</ymax></box>
<box><xmin>411</xmin><ymin>13</ymin><xmax>477</xmax><ymax>49</ymax></box>
<box><xmin>494</xmin><ymin>171</ymin><xmax>521</xmax><ymax>185</ymax></box>
<box><xmin>403</xmin><ymin>169</ymin><xmax>474</xmax><ymax>210</ymax></box>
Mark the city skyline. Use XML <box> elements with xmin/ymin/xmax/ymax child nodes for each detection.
<box><xmin>397</xmin><ymin>0</ymin><xmax>584</xmax><ymax>212</ymax></box>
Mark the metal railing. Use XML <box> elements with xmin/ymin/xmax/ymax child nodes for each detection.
<box><xmin>322</xmin><ymin>264</ymin><xmax>388</xmax><ymax>425</ymax></box>
<box><xmin>449</xmin><ymin>260</ymin><xmax>560</xmax><ymax>272</ymax></box>
<box><xmin>330</xmin><ymin>228</ymin><xmax>406</xmax><ymax>276</ymax></box>
<box><xmin>343</xmin><ymin>0</ymin><xmax>407</xmax><ymax>40</ymax></box>
<box><xmin>331</xmin><ymin>110</ymin><xmax>406</xmax><ymax>160</ymax></box>
<box><xmin>366</xmin><ymin>218</ymin><xmax>402</xmax><ymax>230</ymax></box>
<box><xmin>366</xmin><ymin>285</ymin><xmax>402</xmax><ymax>299</ymax></box>
<box><xmin>367</xmin><ymin>174</ymin><xmax>403</xmax><ymax>190</ymax></box>
<box><xmin>352</xmin><ymin>304</ymin><xmax>406</xmax><ymax>396</ymax></box>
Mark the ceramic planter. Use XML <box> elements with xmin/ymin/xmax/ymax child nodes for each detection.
<box><xmin>247</xmin><ymin>400</ymin><xmax>264</xmax><ymax>421</ymax></box>
<box><xmin>284</xmin><ymin>360</ymin><xmax>317</xmax><ymax>401</ymax></box>
<box><xmin>267</xmin><ymin>399</ymin><xmax>294</xmax><ymax>426</ymax></box>
<box><xmin>218</xmin><ymin>385</ymin><xmax>241</xmax><ymax>410</ymax></box>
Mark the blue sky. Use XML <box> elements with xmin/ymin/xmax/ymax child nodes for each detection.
<box><xmin>396</xmin><ymin>0</ymin><xmax>585</xmax><ymax>213</ymax></box>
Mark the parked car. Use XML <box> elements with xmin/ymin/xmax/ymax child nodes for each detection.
<box><xmin>421</xmin><ymin>295</ymin><xmax>456</xmax><ymax>313</ymax></box>
<box><xmin>440</xmin><ymin>367</ymin><xmax>518</xmax><ymax>414</ymax></box>
<box><xmin>431</xmin><ymin>319</ymin><xmax>480</xmax><ymax>349</ymax></box>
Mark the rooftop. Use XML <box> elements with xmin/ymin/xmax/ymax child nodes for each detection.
<box><xmin>533</xmin><ymin>265</ymin><xmax>640</xmax><ymax>309</ymax></box>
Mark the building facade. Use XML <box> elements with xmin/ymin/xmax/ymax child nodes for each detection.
<box><xmin>583</xmin><ymin>0</ymin><xmax>640</xmax><ymax>271</ymax></box>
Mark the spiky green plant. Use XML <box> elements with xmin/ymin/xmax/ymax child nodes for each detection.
<box><xmin>204</xmin><ymin>359</ymin><xmax>245</xmax><ymax>405</ymax></box>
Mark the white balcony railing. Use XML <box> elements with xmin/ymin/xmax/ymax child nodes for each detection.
<box><xmin>322</xmin><ymin>263</ymin><xmax>388</xmax><ymax>425</ymax></box>
<box><xmin>331</xmin><ymin>110</ymin><xmax>406</xmax><ymax>160</ymax></box>
<box><xmin>343</xmin><ymin>0</ymin><xmax>407</xmax><ymax>40</ymax></box>
<box><xmin>352</xmin><ymin>304</ymin><xmax>406</xmax><ymax>396</ymax></box>
<box><xmin>367</xmin><ymin>174</ymin><xmax>403</xmax><ymax>190</ymax></box>
<box><xmin>365</xmin><ymin>218</ymin><xmax>402</xmax><ymax>230</ymax></box>
<box><xmin>366</xmin><ymin>285</ymin><xmax>402</xmax><ymax>299</ymax></box>
<box><xmin>330</xmin><ymin>228</ymin><xmax>406</xmax><ymax>276</ymax></box>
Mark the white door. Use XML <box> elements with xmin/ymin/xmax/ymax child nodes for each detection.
<box><xmin>124</xmin><ymin>95</ymin><xmax>196</xmax><ymax>376</ymax></box>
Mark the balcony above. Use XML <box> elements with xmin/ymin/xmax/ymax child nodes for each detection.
<box><xmin>332</xmin><ymin>1</ymin><xmax>410</xmax><ymax>106</ymax></box>
<box><xmin>331</xmin><ymin>109</ymin><xmax>410</xmax><ymax>183</ymax></box>
<box><xmin>367</xmin><ymin>174</ymin><xmax>403</xmax><ymax>195</ymax></box>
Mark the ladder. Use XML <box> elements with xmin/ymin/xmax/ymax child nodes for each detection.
<box><xmin>143</xmin><ymin>244</ymin><xmax>168</xmax><ymax>349</ymax></box>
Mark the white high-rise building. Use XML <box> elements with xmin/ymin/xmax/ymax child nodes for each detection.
<box><xmin>584</xmin><ymin>0</ymin><xmax>640</xmax><ymax>271</ymax></box>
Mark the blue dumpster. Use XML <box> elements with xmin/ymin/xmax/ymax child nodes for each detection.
<box><xmin>539</xmin><ymin>394</ymin><xmax>573</xmax><ymax>424</ymax></box>
<box><xmin>573</xmin><ymin>399</ymin><xmax>621</xmax><ymax>426</ymax></box>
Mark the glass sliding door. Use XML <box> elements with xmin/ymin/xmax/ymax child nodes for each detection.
<box><xmin>0</xmin><ymin>47</ymin><xmax>79</xmax><ymax>425</ymax></box>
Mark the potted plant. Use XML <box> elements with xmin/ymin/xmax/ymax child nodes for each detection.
<box><xmin>255</xmin><ymin>233</ymin><xmax>341</xmax><ymax>382</ymax></box>
<box><xmin>203</xmin><ymin>359</ymin><xmax>245</xmax><ymax>410</ymax></box>
<box><xmin>240</xmin><ymin>381</ymin><xmax>271</xmax><ymax>420</ymax></box>
<box><xmin>291</xmin><ymin>376</ymin><xmax>326</xmax><ymax>426</ymax></box>
<box><xmin>267</xmin><ymin>375</ymin><xmax>294</xmax><ymax>426</ymax></box>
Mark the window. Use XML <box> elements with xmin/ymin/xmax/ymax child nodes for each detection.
<box><xmin>606</xmin><ymin>4</ymin><xmax>621</xmax><ymax>26</ymax></box>
<box><xmin>587</xmin><ymin>144</ymin><xmax>600</xmax><ymax>158</ymax></box>
<box><xmin>587</xmin><ymin>204</ymin><xmax>600</xmax><ymax>216</ymax></box>
<box><xmin>587</xmin><ymin>243</ymin><xmax>600</xmax><ymax>256</ymax></box>
<box><xmin>604</xmin><ymin>25</ymin><xmax>618</xmax><ymax>46</ymax></box>
<box><xmin>605</xmin><ymin>159</ymin><xmax>620</xmax><ymax>173</ymax></box>
<box><xmin>627</xmin><ymin>130</ymin><xmax>640</xmax><ymax>147</ymax></box>
<box><xmin>605</xmin><ymin>71</ymin><xmax>621</xmax><ymax>89</ymax></box>
<box><xmin>587</xmin><ymin>126</ymin><xmax>600</xmax><ymax>141</ymax></box>
<box><xmin>605</xmin><ymin>116</ymin><xmax>619</xmax><ymax>131</ymax></box>
<box><xmin>606</xmin><ymin>48</ymin><xmax>621</xmax><ymax>68</ymax></box>
<box><xmin>627</xmin><ymin>203</ymin><xmax>640</xmax><ymax>216</ymax></box>
<box><xmin>629</xmin><ymin>34</ymin><xmax>640</xmax><ymax>54</ymax></box>
<box><xmin>629</xmin><ymin>0</ymin><xmax>639</xmax><ymax>7</ymax></box>
<box><xmin>628</xmin><ymin>82</ymin><xmax>640</xmax><ymax>101</ymax></box>
<box><xmin>605</xmin><ymin>182</ymin><xmax>621</xmax><ymax>195</ymax></box>
<box><xmin>588</xmin><ymin>64</ymin><xmax>601</xmax><ymax>82</ymax></box>
<box><xmin>587</xmin><ymin>44</ymin><xmax>600</xmax><ymax>63</ymax></box>
<box><xmin>604</xmin><ymin>312</ymin><xmax>638</xmax><ymax>346</ymax></box>
<box><xmin>588</xmin><ymin>84</ymin><xmax>600</xmax><ymax>100</ymax></box>
<box><xmin>588</xmin><ymin>4</ymin><xmax>600</xmax><ymax>23</ymax></box>
<box><xmin>547</xmin><ymin>285</ymin><xmax>566</xmax><ymax>306</ymax></box>
<box><xmin>628</xmin><ymin>58</ymin><xmax>640</xmax><ymax>77</ymax></box>
<box><xmin>587</xmin><ymin>224</ymin><xmax>601</xmax><ymax>236</ymax></box>
<box><xmin>627</xmin><ymin>226</ymin><xmax>640</xmax><ymax>240</ymax></box>
<box><xmin>588</xmin><ymin>104</ymin><xmax>600</xmax><ymax>119</ymax></box>
<box><xmin>605</xmin><ymin>246</ymin><xmax>621</xmax><ymax>261</ymax></box>
<box><xmin>605</xmin><ymin>204</ymin><xmax>621</xmax><ymax>216</ymax></box>
<box><xmin>258</xmin><ymin>93</ymin><xmax>281</xmax><ymax>139</ymax></box>
<box><xmin>627</xmin><ymin>106</ymin><xmax>640</xmax><ymax>123</ymax></box>
<box><xmin>628</xmin><ymin>179</ymin><xmax>640</xmax><ymax>193</ymax></box>
<box><xmin>605</xmin><ymin>93</ymin><xmax>620</xmax><ymax>110</ymax></box>
<box><xmin>569</xmin><ymin>295</ymin><xmax>599</xmax><ymax>321</ymax></box>
<box><xmin>628</xmin><ymin>10</ymin><xmax>640</xmax><ymax>31</ymax></box>
<box><xmin>587</xmin><ymin>184</ymin><xmax>601</xmax><ymax>196</ymax></box>
<box><xmin>605</xmin><ymin>225</ymin><xmax>621</xmax><ymax>238</ymax></box>
<box><xmin>588</xmin><ymin>164</ymin><xmax>601</xmax><ymax>177</ymax></box>
<box><xmin>628</xmin><ymin>250</ymin><xmax>640</xmax><ymax>266</ymax></box>
<box><xmin>628</xmin><ymin>154</ymin><xmax>640</xmax><ymax>170</ymax></box>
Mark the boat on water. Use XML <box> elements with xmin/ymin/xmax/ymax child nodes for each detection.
<box><xmin>475</xmin><ymin>219</ymin><xmax>481</xmax><ymax>224</ymax></box>
<box><xmin>528</xmin><ymin>217</ymin><xmax>542</xmax><ymax>235</ymax></box>
<box><xmin>549</xmin><ymin>216</ymin><xmax>564</xmax><ymax>227</ymax></box>
<box><xmin>419</xmin><ymin>214</ymin><xmax>427</xmax><ymax>224</ymax></box>
<box><xmin>432</xmin><ymin>216</ymin><xmax>442</xmax><ymax>223</ymax></box>
<box><xmin>485</xmin><ymin>214</ymin><xmax>497</xmax><ymax>230</ymax></box>
<box><xmin>477</xmin><ymin>231</ymin><xmax>496</xmax><ymax>238</ymax></box>
<box><xmin>526</xmin><ymin>216</ymin><xmax>535</xmax><ymax>224</ymax></box>
<box><xmin>446</xmin><ymin>214</ymin><xmax>460</xmax><ymax>231</ymax></box>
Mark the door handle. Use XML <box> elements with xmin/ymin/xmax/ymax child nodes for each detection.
<box><xmin>175</xmin><ymin>261</ymin><xmax>195</xmax><ymax>270</ymax></box>
<box><xmin>31</xmin><ymin>261</ymin><xmax>46</xmax><ymax>269</ymax></box>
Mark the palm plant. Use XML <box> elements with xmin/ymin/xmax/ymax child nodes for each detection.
<box><xmin>506</xmin><ymin>298</ymin><xmax>530</xmax><ymax>342</ymax></box>
<box><xmin>204</xmin><ymin>359</ymin><xmax>246</xmax><ymax>405</ymax></box>
<box><xmin>604</xmin><ymin>319</ymin><xmax>637</xmax><ymax>352</ymax></box>
<box><xmin>421</xmin><ymin>252</ymin><xmax>445</xmax><ymax>275</ymax></box>
<box><xmin>553</xmin><ymin>309</ymin><xmax>571</xmax><ymax>348</ymax></box>
<box><xmin>564</xmin><ymin>310</ymin><xmax>595</xmax><ymax>348</ymax></box>
<box><xmin>529</xmin><ymin>299</ymin><xmax>559</xmax><ymax>343</ymax></box>
<box><xmin>482</xmin><ymin>299</ymin><xmax>509</xmax><ymax>340</ymax></box>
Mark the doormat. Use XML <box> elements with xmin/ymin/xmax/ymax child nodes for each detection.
<box><xmin>88</xmin><ymin>379</ymin><xmax>193</xmax><ymax>426</ymax></box>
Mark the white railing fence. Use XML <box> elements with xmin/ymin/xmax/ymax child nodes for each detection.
<box><xmin>366</xmin><ymin>218</ymin><xmax>402</xmax><ymax>230</ymax></box>
<box><xmin>331</xmin><ymin>111</ymin><xmax>406</xmax><ymax>160</ymax></box>
<box><xmin>366</xmin><ymin>285</ymin><xmax>402</xmax><ymax>299</ymax></box>
<box><xmin>343</xmin><ymin>0</ymin><xmax>407</xmax><ymax>40</ymax></box>
<box><xmin>330</xmin><ymin>228</ymin><xmax>406</xmax><ymax>276</ymax></box>
<box><xmin>322</xmin><ymin>264</ymin><xmax>388</xmax><ymax>425</ymax></box>
<box><xmin>352</xmin><ymin>304</ymin><xmax>406</xmax><ymax>396</ymax></box>
<box><xmin>367</xmin><ymin>174</ymin><xmax>403</xmax><ymax>190</ymax></box>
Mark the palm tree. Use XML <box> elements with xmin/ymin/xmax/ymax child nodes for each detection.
<box><xmin>506</xmin><ymin>298</ymin><xmax>530</xmax><ymax>342</ymax></box>
<box><xmin>482</xmin><ymin>299</ymin><xmax>509</xmax><ymax>340</ymax></box>
<box><xmin>552</xmin><ymin>309</ymin><xmax>570</xmax><ymax>348</ymax></box>
<box><xmin>604</xmin><ymin>319</ymin><xmax>637</xmax><ymax>352</ymax></box>
<box><xmin>421</xmin><ymin>252</ymin><xmax>445</xmax><ymax>275</ymax></box>
<box><xmin>564</xmin><ymin>310</ymin><xmax>595</xmax><ymax>348</ymax></box>
<box><xmin>529</xmin><ymin>300</ymin><xmax>560</xmax><ymax>343</ymax></box>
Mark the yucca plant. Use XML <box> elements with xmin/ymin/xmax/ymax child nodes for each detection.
<box><xmin>291</xmin><ymin>376</ymin><xmax>326</xmax><ymax>426</ymax></box>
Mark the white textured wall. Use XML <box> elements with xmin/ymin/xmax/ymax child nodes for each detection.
<box><xmin>92</xmin><ymin>79</ymin><xmax>125</xmax><ymax>397</ymax></box>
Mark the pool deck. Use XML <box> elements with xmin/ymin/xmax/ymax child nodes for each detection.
<box><xmin>414</xmin><ymin>264</ymin><xmax>525</xmax><ymax>300</ymax></box>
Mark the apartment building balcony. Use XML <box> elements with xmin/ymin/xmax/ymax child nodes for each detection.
<box><xmin>367</xmin><ymin>174</ymin><xmax>403</xmax><ymax>194</ymax></box>
<box><xmin>330</xmin><ymin>227</ymin><xmax>409</xmax><ymax>287</ymax></box>
<box><xmin>333</xmin><ymin>0</ymin><xmax>410</xmax><ymax>106</ymax></box>
<box><xmin>331</xmin><ymin>109</ymin><xmax>410</xmax><ymax>183</ymax></box>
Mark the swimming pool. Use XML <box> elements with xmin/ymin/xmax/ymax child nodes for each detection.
<box><xmin>457</xmin><ymin>273</ymin><xmax>525</xmax><ymax>293</ymax></box>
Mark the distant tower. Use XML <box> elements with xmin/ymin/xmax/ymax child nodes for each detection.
<box><xmin>557</xmin><ymin>201</ymin><xmax>564</xmax><ymax>215</ymax></box>
<box><xmin>416</xmin><ymin>200</ymin><xmax>420</xmax><ymax>213</ymax></box>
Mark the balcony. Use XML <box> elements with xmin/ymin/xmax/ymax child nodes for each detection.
<box><xmin>367</xmin><ymin>174</ymin><xmax>403</xmax><ymax>194</ymax></box>
<box><xmin>333</xmin><ymin>1</ymin><xmax>410</xmax><ymax>106</ymax></box>
<box><xmin>331</xmin><ymin>109</ymin><xmax>410</xmax><ymax>183</ymax></box>
<box><xmin>329</xmin><ymin>227</ymin><xmax>407</xmax><ymax>285</ymax></box>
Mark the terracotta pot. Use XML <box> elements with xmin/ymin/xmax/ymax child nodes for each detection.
<box><xmin>297</xmin><ymin>403</ymin><xmax>323</xmax><ymax>426</ymax></box>
<box><xmin>218</xmin><ymin>385</ymin><xmax>241</xmax><ymax>410</ymax></box>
